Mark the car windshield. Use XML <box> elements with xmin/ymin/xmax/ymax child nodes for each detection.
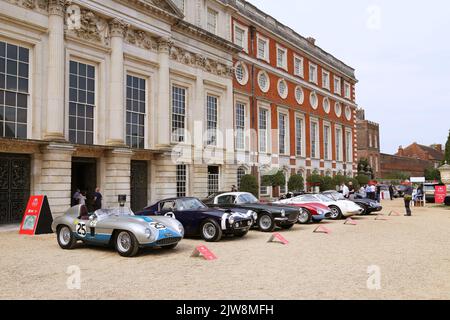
<box><xmin>94</xmin><ymin>207</ymin><xmax>134</xmax><ymax>218</ymax></box>
<box><xmin>177</xmin><ymin>198</ymin><xmax>207</xmax><ymax>211</ymax></box>
<box><xmin>294</xmin><ymin>195</ymin><xmax>318</xmax><ymax>202</ymax></box>
<box><xmin>315</xmin><ymin>194</ymin><xmax>333</xmax><ymax>203</ymax></box>
<box><xmin>238</xmin><ymin>193</ymin><xmax>259</xmax><ymax>204</ymax></box>
<box><xmin>325</xmin><ymin>192</ymin><xmax>345</xmax><ymax>201</ymax></box>
<box><xmin>424</xmin><ymin>185</ymin><xmax>435</xmax><ymax>192</ymax></box>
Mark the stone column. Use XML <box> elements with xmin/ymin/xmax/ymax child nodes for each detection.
<box><xmin>156</xmin><ymin>38</ymin><xmax>172</xmax><ymax>148</ymax></box>
<box><xmin>44</xmin><ymin>0</ymin><xmax>66</xmax><ymax>141</ymax></box>
<box><xmin>40</xmin><ymin>143</ymin><xmax>75</xmax><ymax>217</ymax></box>
<box><xmin>106</xmin><ymin>18</ymin><xmax>128</xmax><ymax>146</ymax></box>
<box><xmin>104</xmin><ymin>148</ymin><xmax>133</xmax><ymax>208</ymax></box>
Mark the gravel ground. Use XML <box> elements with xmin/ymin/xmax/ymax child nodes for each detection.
<box><xmin>1</xmin><ymin>199</ymin><xmax>449</xmax><ymax>300</ymax></box>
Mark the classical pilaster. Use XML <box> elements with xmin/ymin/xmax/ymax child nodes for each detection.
<box><xmin>106</xmin><ymin>18</ymin><xmax>128</xmax><ymax>146</ymax></box>
<box><xmin>104</xmin><ymin>148</ymin><xmax>133</xmax><ymax>208</ymax></box>
<box><xmin>156</xmin><ymin>38</ymin><xmax>172</xmax><ymax>148</ymax></box>
<box><xmin>44</xmin><ymin>0</ymin><xmax>66</xmax><ymax>141</ymax></box>
<box><xmin>40</xmin><ymin>143</ymin><xmax>75</xmax><ymax>217</ymax></box>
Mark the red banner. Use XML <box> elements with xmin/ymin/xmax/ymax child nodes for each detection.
<box><xmin>19</xmin><ymin>195</ymin><xmax>53</xmax><ymax>235</ymax></box>
<box><xmin>435</xmin><ymin>185</ymin><xmax>447</xmax><ymax>204</ymax></box>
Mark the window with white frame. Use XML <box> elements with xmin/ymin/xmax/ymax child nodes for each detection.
<box><xmin>310</xmin><ymin>91</ymin><xmax>318</xmax><ymax>109</ymax></box>
<box><xmin>374</xmin><ymin>134</ymin><xmax>378</xmax><ymax>149</ymax></box>
<box><xmin>278</xmin><ymin>112</ymin><xmax>287</xmax><ymax>155</ymax></box>
<box><xmin>207</xmin><ymin>165</ymin><xmax>220</xmax><ymax>196</ymax></box>
<box><xmin>334</xmin><ymin>102</ymin><xmax>342</xmax><ymax>117</ymax></box>
<box><xmin>310</xmin><ymin>120</ymin><xmax>319</xmax><ymax>159</ymax></box>
<box><xmin>335</xmin><ymin>127</ymin><xmax>343</xmax><ymax>161</ymax></box>
<box><xmin>257</xmin><ymin>70</ymin><xmax>270</xmax><ymax>92</ymax></box>
<box><xmin>345</xmin><ymin>105</ymin><xmax>352</xmax><ymax>120</ymax></box>
<box><xmin>257</xmin><ymin>35</ymin><xmax>269</xmax><ymax>62</ymax></box>
<box><xmin>206</xmin><ymin>95</ymin><xmax>218</xmax><ymax>146</ymax></box>
<box><xmin>69</xmin><ymin>60</ymin><xmax>95</xmax><ymax>145</ymax></box>
<box><xmin>237</xmin><ymin>167</ymin><xmax>246</xmax><ymax>189</ymax></box>
<box><xmin>295</xmin><ymin>116</ymin><xmax>304</xmax><ymax>156</ymax></box>
<box><xmin>323</xmin><ymin>97</ymin><xmax>330</xmax><ymax>114</ymax></box>
<box><xmin>345</xmin><ymin>130</ymin><xmax>353</xmax><ymax>163</ymax></box>
<box><xmin>260</xmin><ymin>173</ymin><xmax>269</xmax><ymax>196</ymax></box>
<box><xmin>176</xmin><ymin>164</ymin><xmax>187</xmax><ymax>197</ymax></box>
<box><xmin>171</xmin><ymin>85</ymin><xmax>186</xmax><ymax>143</ymax></box>
<box><xmin>344</xmin><ymin>81</ymin><xmax>351</xmax><ymax>99</ymax></box>
<box><xmin>234</xmin><ymin>61</ymin><xmax>249</xmax><ymax>85</ymax></box>
<box><xmin>369</xmin><ymin>133</ymin><xmax>373</xmax><ymax>148</ymax></box>
<box><xmin>234</xmin><ymin>23</ymin><xmax>248</xmax><ymax>52</ymax></box>
<box><xmin>280</xmin><ymin>171</ymin><xmax>288</xmax><ymax>194</ymax></box>
<box><xmin>277</xmin><ymin>79</ymin><xmax>288</xmax><ymax>99</ymax></box>
<box><xmin>235</xmin><ymin>102</ymin><xmax>245</xmax><ymax>150</ymax></box>
<box><xmin>334</xmin><ymin>76</ymin><xmax>341</xmax><ymax>95</ymax></box>
<box><xmin>0</xmin><ymin>40</ymin><xmax>29</xmax><ymax>139</ymax></box>
<box><xmin>207</xmin><ymin>8</ymin><xmax>218</xmax><ymax>34</ymax></box>
<box><xmin>322</xmin><ymin>70</ymin><xmax>330</xmax><ymax>90</ymax></box>
<box><xmin>259</xmin><ymin>108</ymin><xmax>269</xmax><ymax>153</ymax></box>
<box><xmin>276</xmin><ymin>45</ymin><xmax>287</xmax><ymax>70</ymax></box>
<box><xmin>295</xmin><ymin>86</ymin><xmax>304</xmax><ymax>104</ymax></box>
<box><xmin>294</xmin><ymin>55</ymin><xmax>304</xmax><ymax>77</ymax></box>
<box><xmin>126</xmin><ymin>75</ymin><xmax>146</xmax><ymax>149</ymax></box>
<box><xmin>309</xmin><ymin>63</ymin><xmax>318</xmax><ymax>84</ymax></box>
<box><xmin>324</xmin><ymin>124</ymin><xmax>331</xmax><ymax>160</ymax></box>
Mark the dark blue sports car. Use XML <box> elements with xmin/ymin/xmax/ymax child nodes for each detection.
<box><xmin>136</xmin><ymin>197</ymin><xmax>254</xmax><ymax>242</ymax></box>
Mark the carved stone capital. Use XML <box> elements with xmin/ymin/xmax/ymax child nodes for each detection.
<box><xmin>109</xmin><ymin>18</ymin><xmax>129</xmax><ymax>38</ymax></box>
<box><xmin>48</xmin><ymin>0</ymin><xmax>66</xmax><ymax>16</ymax></box>
<box><xmin>157</xmin><ymin>38</ymin><xmax>173</xmax><ymax>54</ymax></box>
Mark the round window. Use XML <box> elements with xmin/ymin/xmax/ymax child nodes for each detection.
<box><xmin>278</xmin><ymin>79</ymin><xmax>288</xmax><ymax>99</ymax></box>
<box><xmin>323</xmin><ymin>97</ymin><xmax>330</xmax><ymax>114</ymax></box>
<box><xmin>345</xmin><ymin>105</ymin><xmax>352</xmax><ymax>120</ymax></box>
<box><xmin>234</xmin><ymin>61</ymin><xmax>249</xmax><ymax>85</ymax></box>
<box><xmin>258</xmin><ymin>71</ymin><xmax>270</xmax><ymax>93</ymax></box>
<box><xmin>295</xmin><ymin>86</ymin><xmax>304</xmax><ymax>104</ymax></box>
<box><xmin>335</xmin><ymin>102</ymin><xmax>342</xmax><ymax>117</ymax></box>
<box><xmin>310</xmin><ymin>91</ymin><xmax>318</xmax><ymax>109</ymax></box>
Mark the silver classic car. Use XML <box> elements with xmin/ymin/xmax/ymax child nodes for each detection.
<box><xmin>52</xmin><ymin>205</ymin><xmax>184</xmax><ymax>257</ymax></box>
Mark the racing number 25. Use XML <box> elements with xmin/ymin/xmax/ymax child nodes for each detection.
<box><xmin>76</xmin><ymin>222</ymin><xmax>87</xmax><ymax>237</ymax></box>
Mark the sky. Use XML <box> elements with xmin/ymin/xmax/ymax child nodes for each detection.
<box><xmin>248</xmin><ymin>0</ymin><xmax>450</xmax><ymax>154</ymax></box>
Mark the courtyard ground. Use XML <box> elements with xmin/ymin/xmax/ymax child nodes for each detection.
<box><xmin>1</xmin><ymin>199</ymin><xmax>449</xmax><ymax>300</ymax></box>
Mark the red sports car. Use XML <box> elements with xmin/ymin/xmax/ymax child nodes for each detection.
<box><xmin>279</xmin><ymin>202</ymin><xmax>332</xmax><ymax>224</ymax></box>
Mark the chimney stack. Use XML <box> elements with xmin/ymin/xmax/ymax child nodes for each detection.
<box><xmin>431</xmin><ymin>144</ymin><xmax>443</xmax><ymax>152</ymax></box>
<box><xmin>397</xmin><ymin>146</ymin><xmax>404</xmax><ymax>156</ymax></box>
<box><xmin>306</xmin><ymin>37</ymin><xmax>316</xmax><ymax>45</ymax></box>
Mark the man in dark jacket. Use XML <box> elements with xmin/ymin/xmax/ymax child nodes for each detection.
<box><xmin>403</xmin><ymin>180</ymin><xmax>413</xmax><ymax>216</ymax></box>
<box><xmin>389</xmin><ymin>185</ymin><xmax>395</xmax><ymax>200</ymax></box>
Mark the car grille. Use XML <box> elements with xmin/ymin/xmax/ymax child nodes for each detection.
<box><xmin>288</xmin><ymin>212</ymin><xmax>299</xmax><ymax>221</ymax></box>
<box><xmin>155</xmin><ymin>237</ymin><xmax>182</xmax><ymax>246</ymax></box>
<box><xmin>232</xmin><ymin>220</ymin><xmax>252</xmax><ymax>229</ymax></box>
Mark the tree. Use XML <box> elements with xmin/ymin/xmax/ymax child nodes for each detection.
<box><xmin>288</xmin><ymin>174</ymin><xmax>304</xmax><ymax>192</ymax></box>
<box><xmin>306</xmin><ymin>170</ymin><xmax>322</xmax><ymax>192</ymax></box>
<box><xmin>239</xmin><ymin>175</ymin><xmax>259</xmax><ymax>197</ymax></box>
<box><xmin>261</xmin><ymin>170</ymin><xmax>286</xmax><ymax>188</ymax></box>
<box><xmin>321</xmin><ymin>176</ymin><xmax>335</xmax><ymax>191</ymax></box>
<box><xmin>346</xmin><ymin>177</ymin><xmax>360</xmax><ymax>190</ymax></box>
<box><xmin>444</xmin><ymin>129</ymin><xmax>450</xmax><ymax>165</ymax></box>
<box><xmin>424</xmin><ymin>167</ymin><xmax>441</xmax><ymax>182</ymax></box>
<box><xmin>356</xmin><ymin>174</ymin><xmax>370</xmax><ymax>186</ymax></box>
<box><xmin>333</xmin><ymin>173</ymin><xmax>346</xmax><ymax>186</ymax></box>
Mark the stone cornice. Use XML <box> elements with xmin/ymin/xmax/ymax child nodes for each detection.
<box><xmin>173</xmin><ymin>20</ymin><xmax>241</xmax><ymax>54</ymax></box>
<box><xmin>115</xmin><ymin>0</ymin><xmax>182</xmax><ymax>23</ymax></box>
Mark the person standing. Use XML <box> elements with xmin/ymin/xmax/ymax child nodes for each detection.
<box><xmin>79</xmin><ymin>191</ymin><xmax>87</xmax><ymax>206</ymax></box>
<box><xmin>389</xmin><ymin>184</ymin><xmax>395</xmax><ymax>201</ymax></box>
<box><xmin>348</xmin><ymin>181</ymin><xmax>355</xmax><ymax>198</ymax></box>
<box><xmin>342</xmin><ymin>183</ymin><xmax>350</xmax><ymax>198</ymax></box>
<box><xmin>93</xmin><ymin>187</ymin><xmax>103</xmax><ymax>211</ymax></box>
<box><xmin>72</xmin><ymin>189</ymin><xmax>81</xmax><ymax>206</ymax></box>
<box><xmin>369</xmin><ymin>183</ymin><xmax>376</xmax><ymax>200</ymax></box>
<box><xmin>231</xmin><ymin>185</ymin><xmax>238</xmax><ymax>192</ymax></box>
<box><xmin>403</xmin><ymin>180</ymin><xmax>413</xmax><ymax>216</ymax></box>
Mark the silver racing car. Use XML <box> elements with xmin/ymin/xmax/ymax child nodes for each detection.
<box><xmin>52</xmin><ymin>205</ymin><xmax>184</xmax><ymax>257</ymax></box>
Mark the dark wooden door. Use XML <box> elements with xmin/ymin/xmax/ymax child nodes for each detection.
<box><xmin>0</xmin><ymin>153</ymin><xmax>31</xmax><ymax>224</ymax></box>
<box><xmin>130</xmin><ymin>161</ymin><xmax>148</xmax><ymax>212</ymax></box>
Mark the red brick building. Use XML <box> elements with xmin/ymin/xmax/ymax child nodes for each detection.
<box><xmin>396</xmin><ymin>143</ymin><xmax>444</xmax><ymax>169</ymax></box>
<box><xmin>228</xmin><ymin>0</ymin><xmax>358</xmax><ymax>196</ymax></box>
<box><xmin>356</xmin><ymin>108</ymin><xmax>381</xmax><ymax>177</ymax></box>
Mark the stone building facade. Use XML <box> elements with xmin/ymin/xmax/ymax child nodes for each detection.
<box><xmin>226</xmin><ymin>0</ymin><xmax>358</xmax><ymax>196</ymax></box>
<box><xmin>0</xmin><ymin>0</ymin><xmax>240</xmax><ymax>223</ymax></box>
<box><xmin>356</xmin><ymin>108</ymin><xmax>380</xmax><ymax>177</ymax></box>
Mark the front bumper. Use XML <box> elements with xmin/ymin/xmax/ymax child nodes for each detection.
<box><xmin>311</xmin><ymin>212</ymin><xmax>332</xmax><ymax>222</ymax></box>
<box><xmin>275</xmin><ymin>215</ymin><xmax>299</xmax><ymax>226</ymax></box>
<box><xmin>344</xmin><ymin>208</ymin><xmax>364</xmax><ymax>217</ymax></box>
<box><xmin>225</xmin><ymin>219</ymin><xmax>252</xmax><ymax>233</ymax></box>
<box><xmin>367</xmin><ymin>206</ymin><xmax>383</xmax><ymax>213</ymax></box>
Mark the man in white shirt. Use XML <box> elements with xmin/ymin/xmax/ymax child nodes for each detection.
<box><xmin>342</xmin><ymin>183</ymin><xmax>350</xmax><ymax>198</ymax></box>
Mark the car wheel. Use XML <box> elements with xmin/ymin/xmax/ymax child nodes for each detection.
<box><xmin>234</xmin><ymin>230</ymin><xmax>249</xmax><ymax>238</ymax></box>
<box><xmin>200</xmin><ymin>219</ymin><xmax>222</xmax><ymax>242</ymax></box>
<box><xmin>57</xmin><ymin>225</ymin><xmax>77</xmax><ymax>249</ymax></box>
<box><xmin>359</xmin><ymin>205</ymin><xmax>368</xmax><ymax>215</ymax></box>
<box><xmin>329</xmin><ymin>206</ymin><xmax>343</xmax><ymax>220</ymax></box>
<box><xmin>280</xmin><ymin>223</ymin><xmax>295</xmax><ymax>230</ymax></box>
<box><xmin>257</xmin><ymin>213</ymin><xmax>275</xmax><ymax>232</ymax></box>
<box><xmin>298</xmin><ymin>209</ymin><xmax>312</xmax><ymax>224</ymax></box>
<box><xmin>115</xmin><ymin>231</ymin><xmax>140</xmax><ymax>257</ymax></box>
<box><xmin>160</xmin><ymin>243</ymin><xmax>178</xmax><ymax>250</ymax></box>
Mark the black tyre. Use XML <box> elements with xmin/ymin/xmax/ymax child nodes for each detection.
<box><xmin>257</xmin><ymin>213</ymin><xmax>275</xmax><ymax>232</ymax></box>
<box><xmin>329</xmin><ymin>206</ymin><xmax>343</xmax><ymax>220</ymax></box>
<box><xmin>234</xmin><ymin>230</ymin><xmax>249</xmax><ymax>238</ymax></box>
<box><xmin>115</xmin><ymin>230</ymin><xmax>140</xmax><ymax>257</ymax></box>
<box><xmin>57</xmin><ymin>225</ymin><xmax>77</xmax><ymax>250</ymax></box>
<box><xmin>298</xmin><ymin>209</ymin><xmax>312</xmax><ymax>224</ymax></box>
<box><xmin>280</xmin><ymin>223</ymin><xmax>295</xmax><ymax>230</ymax></box>
<box><xmin>200</xmin><ymin>219</ymin><xmax>223</xmax><ymax>242</ymax></box>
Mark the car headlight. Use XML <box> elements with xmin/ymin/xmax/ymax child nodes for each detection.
<box><xmin>145</xmin><ymin>228</ymin><xmax>152</xmax><ymax>239</ymax></box>
<box><xmin>177</xmin><ymin>223</ymin><xmax>185</xmax><ymax>236</ymax></box>
<box><xmin>228</xmin><ymin>215</ymin><xmax>235</xmax><ymax>225</ymax></box>
<box><xmin>281</xmin><ymin>209</ymin><xmax>286</xmax><ymax>217</ymax></box>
